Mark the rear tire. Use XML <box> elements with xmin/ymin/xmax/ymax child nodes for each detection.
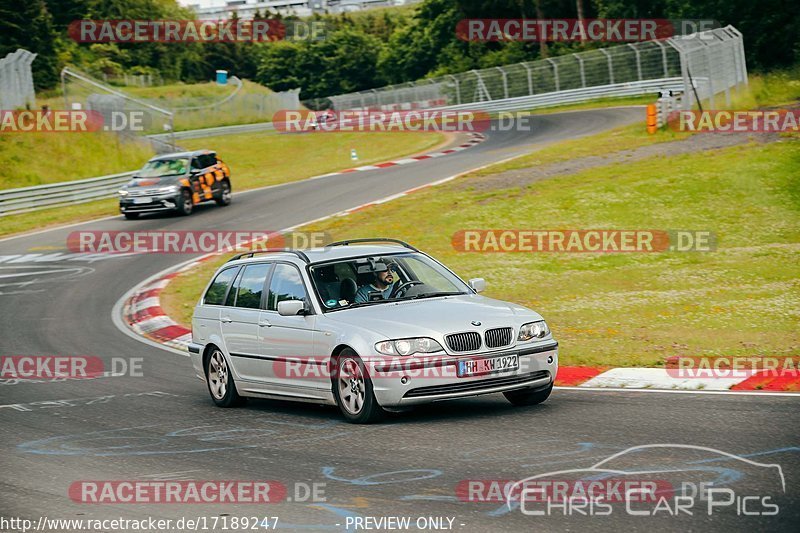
<box><xmin>215</xmin><ymin>180</ymin><xmax>231</xmax><ymax>206</ymax></box>
<box><xmin>504</xmin><ymin>383</ymin><xmax>553</xmax><ymax>406</ymax></box>
<box><xmin>332</xmin><ymin>349</ymin><xmax>384</xmax><ymax>424</ymax></box>
<box><xmin>205</xmin><ymin>347</ymin><xmax>245</xmax><ymax>407</ymax></box>
<box><xmin>176</xmin><ymin>189</ymin><xmax>193</xmax><ymax>216</ymax></box>
<box><xmin>123</xmin><ymin>212</ymin><xmax>139</xmax><ymax>220</ymax></box>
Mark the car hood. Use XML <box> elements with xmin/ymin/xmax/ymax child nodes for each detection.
<box><xmin>325</xmin><ymin>294</ymin><xmax>542</xmax><ymax>339</ymax></box>
<box><xmin>124</xmin><ymin>175</ymin><xmax>183</xmax><ymax>188</ymax></box>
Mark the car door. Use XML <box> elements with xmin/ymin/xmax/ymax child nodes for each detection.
<box><xmin>259</xmin><ymin>263</ymin><xmax>324</xmax><ymax>397</ymax></box>
<box><xmin>219</xmin><ymin>262</ymin><xmax>272</xmax><ymax>384</ymax></box>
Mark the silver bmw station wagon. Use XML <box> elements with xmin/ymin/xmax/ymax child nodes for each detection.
<box><xmin>189</xmin><ymin>239</ymin><xmax>558</xmax><ymax>423</ymax></box>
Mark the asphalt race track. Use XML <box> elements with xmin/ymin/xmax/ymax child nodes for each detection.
<box><xmin>1</xmin><ymin>108</ymin><xmax>798</xmax><ymax>532</ymax></box>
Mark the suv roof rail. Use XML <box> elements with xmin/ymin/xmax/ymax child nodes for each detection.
<box><xmin>325</xmin><ymin>238</ymin><xmax>419</xmax><ymax>251</ymax></box>
<box><xmin>227</xmin><ymin>249</ymin><xmax>310</xmax><ymax>263</ymax></box>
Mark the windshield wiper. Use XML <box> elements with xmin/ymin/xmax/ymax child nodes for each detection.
<box><xmin>400</xmin><ymin>291</ymin><xmax>464</xmax><ymax>301</ymax></box>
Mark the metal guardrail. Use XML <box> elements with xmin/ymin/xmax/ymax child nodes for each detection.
<box><xmin>439</xmin><ymin>78</ymin><xmax>686</xmax><ymax>113</ymax></box>
<box><xmin>1</xmin><ymin>76</ymin><xmax>690</xmax><ymax>217</ymax></box>
<box><xmin>0</xmin><ymin>171</ymin><xmax>135</xmax><ymax>216</ymax></box>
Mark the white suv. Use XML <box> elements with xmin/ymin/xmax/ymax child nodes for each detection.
<box><xmin>189</xmin><ymin>239</ymin><xmax>558</xmax><ymax>423</ymax></box>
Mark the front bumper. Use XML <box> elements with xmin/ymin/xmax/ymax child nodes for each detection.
<box><xmin>369</xmin><ymin>341</ymin><xmax>558</xmax><ymax>407</ymax></box>
<box><xmin>119</xmin><ymin>192</ymin><xmax>182</xmax><ymax>213</ymax></box>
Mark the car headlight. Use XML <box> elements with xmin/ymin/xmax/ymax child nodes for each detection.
<box><xmin>118</xmin><ymin>189</ymin><xmax>129</xmax><ymax>196</ymax></box>
<box><xmin>375</xmin><ymin>337</ymin><xmax>444</xmax><ymax>356</ymax></box>
<box><xmin>518</xmin><ymin>321</ymin><xmax>550</xmax><ymax>341</ymax></box>
<box><xmin>158</xmin><ymin>185</ymin><xmax>180</xmax><ymax>194</ymax></box>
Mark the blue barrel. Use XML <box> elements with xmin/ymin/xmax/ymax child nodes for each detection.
<box><xmin>216</xmin><ymin>70</ymin><xmax>228</xmax><ymax>85</ymax></box>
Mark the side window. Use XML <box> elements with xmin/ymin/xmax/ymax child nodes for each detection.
<box><xmin>224</xmin><ymin>268</ymin><xmax>242</xmax><ymax>307</ymax></box>
<box><xmin>203</xmin><ymin>266</ymin><xmax>239</xmax><ymax>305</ymax></box>
<box><xmin>234</xmin><ymin>263</ymin><xmax>272</xmax><ymax>309</ymax></box>
<box><xmin>199</xmin><ymin>154</ymin><xmax>217</xmax><ymax>168</ymax></box>
<box><xmin>267</xmin><ymin>264</ymin><xmax>308</xmax><ymax>311</ymax></box>
<box><xmin>190</xmin><ymin>157</ymin><xmax>203</xmax><ymax>170</ymax></box>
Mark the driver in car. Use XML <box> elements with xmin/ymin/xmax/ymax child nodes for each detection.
<box><xmin>354</xmin><ymin>259</ymin><xmax>397</xmax><ymax>303</ymax></box>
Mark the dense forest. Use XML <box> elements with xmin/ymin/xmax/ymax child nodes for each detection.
<box><xmin>1</xmin><ymin>0</ymin><xmax>797</xmax><ymax>98</ymax></box>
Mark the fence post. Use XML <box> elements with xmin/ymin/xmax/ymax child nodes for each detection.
<box><xmin>598</xmin><ymin>48</ymin><xmax>614</xmax><ymax>84</ymax></box>
<box><xmin>653</xmin><ymin>40</ymin><xmax>669</xmax><ymax>78</ymax></box>
<box><xmin>447</xmin><ymin>75</ymin><xmax>461</xmax><ymax>105</ymax></box>
<box><xmin>496</xmin><ymin>66</ymin><xmax>509</xmax><ymax>100</ymax></box>
<box><xmin>521</xmin><ymin>63</ymin><xmax>533</xmax><ymax>95</ymax></box>
<box><xmin>545</xmin><ymin>58</ymin><xmax>559</xmax><ymax>91</ymax></box>
<box><xmin>573</xmin><ymin>54</ymin><xmax>586</xmax><ymax>87</ymax></box>
<box><xmin>627</xmin><ymin>43</ymin><xmax>642</xmax><ymax>80</ymax></box>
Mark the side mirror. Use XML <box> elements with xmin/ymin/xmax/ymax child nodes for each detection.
<box><xmin>468</xmin><ymin>278</ymin><xmax>486</xmax><ymax>293</ymax></box>
<box><xmin>277</xmin><ymin>300</ymin><xmax>306</xmax><ymax>316</ymax></box>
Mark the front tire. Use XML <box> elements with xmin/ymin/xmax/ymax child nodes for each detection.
<box><xmin>176</xmin><ymin>189</ymin><xmax>193</xmax><ymax>216</ymax></box>
<box><xmin>332</xmin><ymin>349</ymin><xmax>384</xmax><ymax>424</ymax></box>
<box><xmin>123</xmin><ymin>212</ymin><xmax>139</xmax><ymax>220</ymax></box>
<box><xmin>504</xmin><ymin>383</ymin><xmax>553</xmax><ymax>406</ymax></box>
<box><xmin>205</xmin><ymin>347</ymin><xmax>245</xmax><ymax>407</ymax></box>
<box><xmin>215</xmin><ymin>180</ymin><xmax>231</xmax><ymax>206</ymax></box>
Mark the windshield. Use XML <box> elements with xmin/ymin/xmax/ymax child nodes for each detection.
<box><xmin>137</xmin><ymin>158</ymin><xmax>189</xmax><ymax>178</ymax></box>
<box><xmin>309</xmin><ymin>252</ymin><xmax>470</xmax><ymax>311</ymax></box>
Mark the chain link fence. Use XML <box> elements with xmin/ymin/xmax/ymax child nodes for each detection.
<box><xmin>61</xmin><ymin>67</ymin><xmax>302</xmax><ymax>152</ymax></box>
<box><xmin>322</xmin><ymin>26</ymin><xmax>745</xmax><ymax>115</ymax></box>
<box><xmin>0</xmin><ymin>49</ymin><xmax>37</xmax><ymax>110</ymax></box>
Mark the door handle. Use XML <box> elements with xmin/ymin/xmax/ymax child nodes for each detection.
<box><xmin>221</xmin><ymin>316</ymin><xmax>232</xmax><ymax>323</ymax></box>
<box><xmin>258</xmin><ymin>320</ymin><xmax>272</xmax><ymax>327</ymax></box>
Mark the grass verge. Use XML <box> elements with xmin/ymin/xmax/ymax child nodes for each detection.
<box><xmin>2</xmin><ymin>130</ymin><xmax>444</xmax><ymax>239</ymax></box>
<box><xmin>162</xmin><ymin>130</ymin><xmax>799</xmax><ymax>367</ymax></box>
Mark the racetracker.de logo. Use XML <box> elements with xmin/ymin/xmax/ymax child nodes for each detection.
<box><xmin>456</xmin><ymin>19</ymin><xmax>715</xmax><ymax>42</ymax></box>
<box><xmin>666</xmin><ymin>356</ymin><xmax>800</xmax><ymax>379</ymax></box>
<box><xmin>67</xmin><ymin>231</ymin><xmax>329</xmax><ymax>254</ymax></box>
<box><xmin>452</xmin><ymin>230</ymin><xmax>716</xmax><ymax>253</ymax></box>
<box><xmin>0</xmin><ymin>356</ymin><xmax>105</xmax><ymax>379</ymax></box>
<box><xmin>273</xmin><ymin>110</ymin><xmax>491</xmax><ymax>133</ymax></box>
<box><xmin>68</xmin><ymin>19</ymin><xmax>287</xmax><ymax>43</ymax></box>
<box><xmin>668</xmin><ymin>110</ymin><xmax>800</xmax><ymax>133</ymax></box>
<box><xmin>69</xmin><ymin>481</ymin><xmax>286</xmax><ymax>504</ymax></box>
<box><xmin>0</xmin><ymin>110</ymin><xmax>105</xmax><ymax>133</ymax></box>
<box><xmin>457</xmin><ymin>478</ymin><xmax>673</xmax><ymax>503</ymax></box>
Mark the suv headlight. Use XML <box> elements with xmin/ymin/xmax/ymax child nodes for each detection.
<box><xmin>118</xmin><ymin>189</ymin><xmax>128</xmax><ymax>196</ymax></box>
<box><xmin>375</xmin><ymin>337</ymin><xmax>444</xmax><ymax>356</ymax></box>
<box><xmin>518</xmin><ymin>321</ymin><xmax>549</xmax><ymax>341</ymax></box>
<box><xmin>158</xmin><ymin>185</ymin><xmax>180</xmax><ymax>194</ymax></box>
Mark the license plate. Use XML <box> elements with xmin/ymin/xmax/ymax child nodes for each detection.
<box><xmin>132</xmin><ymin>197</ymin><xmax>153</xmax><ymax>204</ymax></box>
<box><xmin>457</xmin><ymin>354</ymin><xmax>519</xmax><ymax>377</ymax></box>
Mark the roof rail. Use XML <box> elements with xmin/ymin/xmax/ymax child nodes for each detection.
<box><xmin>227</xmin><ymin>249</ymin><xmax>310</xmax><ymax>263</ymax></box>
<box><xmin>325</xmin><ymin>238</ymin><xmax>419</xmax><ymax>251</ymax></box>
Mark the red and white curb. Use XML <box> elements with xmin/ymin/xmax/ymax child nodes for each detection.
<box><xmin>556</xmin><ymin>366</ymin><xmax>799</xmax><ymax>392</ymax></box>
<box><xmin>313</xmin><ymin>132</ymin><xmax>485</xmax><ymax>178</ymax></box>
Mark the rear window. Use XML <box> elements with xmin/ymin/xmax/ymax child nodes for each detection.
<box><xmin>204</xmin><ymin>266</ymin><xmax>239</xmax><ymax>305</ymax></box>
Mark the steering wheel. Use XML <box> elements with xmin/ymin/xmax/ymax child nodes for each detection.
<box><xmin>390</xmin><ymin>280</ymin><xmax>424</xmax><ymax>299</ymax></box>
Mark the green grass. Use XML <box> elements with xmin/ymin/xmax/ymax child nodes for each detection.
<box><xmin>1</xmin><ymin>129</ymin><xmax>444</xmax><ymax>238</ymax></box>
<box><xmin>180</xmin><ymin>130</ymin><xmax>445</xmax><ymax>190</ymax></box>
<box><xmin>0</xmin><ymin>133</ymin><xmax>153</xmax><ymax>189</ymax></box>
<box><xmin>162</xmin><ymin>129</ymin><xmax>800</xmax><ymax>367</ymax></box>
